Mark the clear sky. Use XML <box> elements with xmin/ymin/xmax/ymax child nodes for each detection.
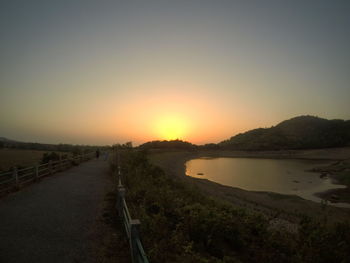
<box><xmin>1</xmin><ymin>0</ymin><xmax>349</xmax><ymax>145</ymax></box>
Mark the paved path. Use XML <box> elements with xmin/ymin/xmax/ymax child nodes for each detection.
<box><xmin>0</xmin><ymin>158</ymin><xmax>112</xmax><ymax>263</ymax></box>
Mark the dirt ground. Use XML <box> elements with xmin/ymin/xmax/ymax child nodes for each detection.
<box><xmin>0</xmin><ymin>148</ymin><xmax>70</xmax><ymax>172</ymax></box>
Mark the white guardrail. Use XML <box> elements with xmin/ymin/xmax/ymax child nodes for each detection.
<box><xmin>115</xmin><ymin>150</ymin><xmax>149</xmax><ymax>263</ymax></box>
<box><xmin>0</xmin><ymin>152</ymin><xmax>95</xmax><ymax>193</ymax></box>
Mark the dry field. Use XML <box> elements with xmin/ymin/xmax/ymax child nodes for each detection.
<box><xmin>0</xmin><ymin>149</ymin><xmax>69</xmax><ymax>172</ymax></box>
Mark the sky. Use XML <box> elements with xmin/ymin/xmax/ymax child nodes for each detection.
<box><xmin>1</xmin><ymin>0</ymin><xmax>349</xmax><ymax>145</ymax></box>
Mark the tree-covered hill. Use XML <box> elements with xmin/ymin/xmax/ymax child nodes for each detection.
<box><xmin>0</xmin><ymin>137</ymin><xmax>106</xmax><ymax>153</ymax></box>
<box><xmin>219</xmin><ymin>116</ymin><xmax>350</xmax><ymax>150</ymax></box>
<box><xmin>138</xmin><ymin>139</ymin><xmax>197</xmax><ymax>150</ymax></box>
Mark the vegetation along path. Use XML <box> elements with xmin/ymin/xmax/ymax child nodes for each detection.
<box><xmin>0</xmin><ymin>158</ymin><xmax>121</xmax><ymax>263</ymax></box>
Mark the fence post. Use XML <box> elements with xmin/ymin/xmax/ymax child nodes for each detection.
<box><xmin>59</xmin><ymin>155</ymin><xmax>62</xmax><ymax>171</ymax></box>
<box><xmin>49</xmin><ymin>160</ymin><xmax>53</xmax><ymax>174</ymax></box>
<box><xmin>13</xmin><ymin>167</ymin><xmax>19</xmax><ymax>189</ymax></box>
<box><xmin>130</xmin><ymin>219</ymin><xmax>141</xmax><ymax>263</ymax></box>
<box><xmin>117</xmin><ymin>170</ymin><xmax>121</xmax><ymax>186</ymax></box>
<box><xmin>117</xmin><ymin>186</ymin><xmax>126</xmax><ymax>215</ymax></box>
<box><xmin>67</xmin><ymin>156</ymin><xmax>71</xmax><ymax>168</ymax></box>
<box><xmin>62</xmin><ymin>156</ymin><xmax>67</xmax><ymax>170</ymax></box>
<box><xmin>115</xmin><ymin>146</ymin><xmax>118</xmax><ymax>169</ymax></box>
<box><xmin>34</xmin><ymin>164</ymin><xmax>39</xmax><ymax>181</ymax></box>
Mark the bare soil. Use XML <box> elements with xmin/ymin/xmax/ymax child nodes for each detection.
<box><xmin>0</xmin><ymin>148</ymin><xmax>70</xmax><ymax>172</ymax></box>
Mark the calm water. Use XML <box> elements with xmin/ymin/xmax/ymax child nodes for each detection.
<box><xmin>186</xmin><ymin>158</ymin><xmax>350</xmax><ymax>208</ymax></box>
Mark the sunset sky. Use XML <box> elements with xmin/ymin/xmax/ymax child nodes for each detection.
<box><xmin>1</xmin><ymin>1</ymin><xmax>349</xmax><ymax>145</ymax></box>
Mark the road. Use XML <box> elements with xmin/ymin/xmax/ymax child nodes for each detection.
<box><xmin>0</xmin><ymin>158</ymin><xmax>113</xmax><ymax>262</ymax></box>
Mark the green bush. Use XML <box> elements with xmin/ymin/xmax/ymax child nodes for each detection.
<box><xmin>41</xmin><ymin>152</ymin><xmax>60</xmax><ymax>164</ymax></box>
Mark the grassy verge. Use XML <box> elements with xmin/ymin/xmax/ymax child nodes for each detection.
<box><xmin>89</xmin><ymin>191</ymin><xmax>131</xmax><ymax>262</ymax></box>
<box><xmin>114</xmin><ymin>150</ymin><xmax>350</xmax><ymax>263</ymax></box>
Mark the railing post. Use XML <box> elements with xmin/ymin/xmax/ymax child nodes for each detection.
<box><xmin>63</xmin><ymin>157</ymin><xmax>67</xmax><ymax>170</ymax></box>
<box><xmin>116</xmin><ymin>147</ymin><xmax>118</xmax><ymax>168</ymax></box>
<box><xmin>34</xmin><ymin>164</ymin><xmax>39</xmax><ymax>181</ymax></box>
<box><xmin>118</xmin><ymin>168</ymin><xmax>123</xmax><ymax>187</ymax></box>
<box><xmin>115</xmin><ymin>170</ymin><xmax>118</xmax><ymax>185</ymax></box>
<box><xmin>117</xmin><ymin>147</ymin><xmax>121</xmax><ymax>173</ymax></box>
<box><xmin>59</xmin><ymin>155</ymin><xmax>63</xmax><ymax>171</ymax></box>
<box><xmin>67</xmin><ymin>156</ymin><xmax>71</xmax><ymax>168</ymax></box>
<box><xmin>130</xmin><ymin>219</ymin><xmax>141</xmax><ymax>263</ymax></box>
<box><xmin>117</xmin><ymin>186</ymin><xmax>126</xmax><ymax>215</ymax></box>
<box><xmin>13</xmin><ymin>167</ymin><xmax>19</xmax><ymax>189</ymax></box>
<box><xmin>48</xmin><ymin>160</ymin><xmax>53</xmax><ymax>174</ymax></box>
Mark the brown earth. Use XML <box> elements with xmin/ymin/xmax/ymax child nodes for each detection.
<box><xmin>0</xmin><ymin>148</ymin><xmax>70</xmax><ymax>172</ymax></box>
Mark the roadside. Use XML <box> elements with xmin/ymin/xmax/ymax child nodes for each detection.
<box><xmin>88</xmin><ymin>190</ymin><xmax>131</xmax><ymax>263</ymax></box>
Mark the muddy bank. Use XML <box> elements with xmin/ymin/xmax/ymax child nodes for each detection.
<box><xmin>315</xmin><ymin>188</ymin><xmax>350</xmax><ymax>206</ymax></box>
<box><xmin>148</xmin><ymin>148</ymin><xmax>350</xmax><ymax>223</ymax></box>
<box><xmin>311</xmin><ymin>159</ymin><xmax>350</xmax><ymax>204</ymax></box>
<box><xmin>149</xmin><ymin>147</ymin><xmax>350</xmax><ymax>160</ymax></box>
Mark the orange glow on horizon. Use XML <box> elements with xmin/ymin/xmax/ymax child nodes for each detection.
<box><xmin>112</xmin><ymin>86</ymin><xmax>243</xmax><ymax>145</ymax></box>
<box><xmin>153</xmin><ymin>114</ymin><xmax>190</xmax><ymax>141</ymax></box>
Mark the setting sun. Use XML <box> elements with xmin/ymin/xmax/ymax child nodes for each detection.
<box><xmin>1</xmin><ymin>1</ymin><xmax>350</xmax><ymax>262</ymax></box>
<box><xmin>153</xmin><ymin>115</ymin><xmax>189</xmax><ymax>141</ymax></box>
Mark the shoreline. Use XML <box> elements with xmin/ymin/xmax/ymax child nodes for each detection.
<box><xmin>148</xmin><ymin>148</ymin><xmax>350</xmax><ymax>223</ymax></box>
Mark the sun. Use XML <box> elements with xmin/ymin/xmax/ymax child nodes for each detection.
<box><xmin>154</xmin><ymin>114</ymin><xmax>189</xmax><ymax>141</ymax></box>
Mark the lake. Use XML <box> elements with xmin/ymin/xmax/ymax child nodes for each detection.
<box><xmin>186</xmin><ymin>158</ymin><xmax>349</xmax><ymax>208</ymax></box>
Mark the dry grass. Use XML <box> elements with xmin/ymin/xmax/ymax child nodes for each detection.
<box><xmin>0</xmin><ymin>148</ymin><xmax>69</xmax><ymax>172</ymax></box>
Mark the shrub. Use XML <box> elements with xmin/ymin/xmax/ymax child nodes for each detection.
<box><xmin>115</xmin><ymin>150</ymin><xmax>350</xmax><ymax>263</ymax></box>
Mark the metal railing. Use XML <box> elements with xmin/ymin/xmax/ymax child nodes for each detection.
<box><xmin>115</xmin><ymin>152</ymin><xmax>149</xmax><ymax>263</ymax></box>
<box><xmin>0</xmin><ymin>152</ymin><xmax>95</xmax><ymax>193</ymax></box>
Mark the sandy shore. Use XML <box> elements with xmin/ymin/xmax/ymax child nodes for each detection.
<box><xmin>148</xmin><ymin>148</ymin><xmax>350</xmax><ymax>223</ymax></box>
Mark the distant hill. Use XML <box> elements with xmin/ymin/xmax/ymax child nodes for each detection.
<box><xmin>138</xmin><ymin>139</ymin><xmax>197</xmax><ymax>150</ymax></box>
<box><xmin>0</xmin><ymin>136</ymin><xmax>104</xmax><ymax>153</ymax></box>
<box><xmin>219</xmin><ymin>116</ymin><xmax>350</xmax><ymax>150</ymax></box>
<box><xmin>0</xmin><ymin>137</ymin><xmax>17</xmax><ymax>142</ymax></box>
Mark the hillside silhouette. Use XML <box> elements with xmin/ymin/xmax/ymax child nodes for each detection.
<box><xmin>220</xmin><ymin>115</ymin><xmax>350</xmax><ymax>150</ymax></box>
<box><xmin>138</xmin><ymin>116</ymin><xmax>350</xmax><ymax>151</ymax></box>
<box><xmin>138</xmin><ymin>139</ymin><xmax>196</xmax><ymax>150</ymax></box>
<box><xmin>0</xmin><ymin>137</ymin><xmax>104</xmax><ymax>154</ymax></box>
<box><xmin>4</xmin><ymin>116</ymin><xmax>349</xmax><ymax>152</ymax></box>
